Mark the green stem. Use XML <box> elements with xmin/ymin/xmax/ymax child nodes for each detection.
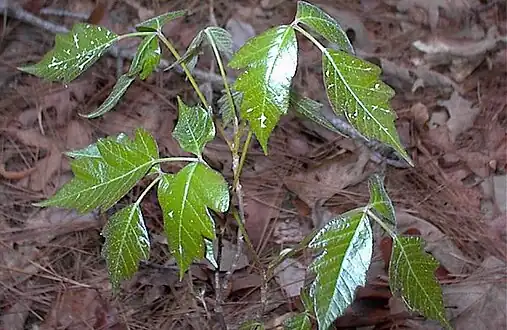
<box><xmin>156</xmin><ymin>32</ymin><xmax>210</xmax><ymax>109</ymax></box>
<box><xmin>232</xmin><ymin>207</ymin><xmax>261</xmax><ymax>266</ymax></box>
<box><xmin>118</xmin><ymin>31</ymin><xmax>157</xmax><ymax>40</ymax></box>
<box><xmin>233</xmin><ymin>130</ymin><xmax>252</xmax><ymax>189</ymax></box>
<box><xmin>366</xmin><ymin>208</ymin><xmax>397</xmax><ymax>239</ymax></box>
<box><xmin>292</xmin><ymin>24</ymin><xmax>327</xmax><ymax>54</ymax></box>
<box><xmin>134</xmin><ymin>176</ymin><xmax>162</xmax><ymax>208</ymax></box>
<box><xmin>207</xmin><ymin>31</ymin><xmax>236</xmax><ymax>122</ymax></box>
<box><xmin>154</xmin><ymin>157</ymin><xmax>200</xmax><ymax>164</ymax></box>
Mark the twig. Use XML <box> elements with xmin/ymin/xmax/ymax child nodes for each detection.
<box><xmin>3</xmin><ymin>2</ymin><xmax>229</xmax><ymax>86</ymax></box>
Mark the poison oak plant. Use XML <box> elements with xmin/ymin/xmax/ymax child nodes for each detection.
<box><xmin>19</xmin><ymin>2</ymin><xmax>452</xmax><ymax>329</ymax></box>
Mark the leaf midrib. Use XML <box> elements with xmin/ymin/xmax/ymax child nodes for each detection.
<box><xmin>324</xmin><ymin>50</ymin><xmax>396</xmax><ymax>145</ymax></box>
<box><xmin>393</xmin><ymin>238</ymin><xmax>444</xmax><ymax>319</ymax></box>
<box><xmin>50</xmin><ymin>160</ymin><xmax>154</xmax><ymax>205</ymax></box>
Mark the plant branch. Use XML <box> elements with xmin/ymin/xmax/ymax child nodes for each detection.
<box><xmin>134</xmin><ymin>175</ymin><xmax>161</xmax><ymax>208</ymax></box>
<box><xmin>366</xmin><ymin>208</ymin><xmax>398</xmax><ymax>239</ymax></box>
<box><xmin>233</xmin><ymin>130</ymin><xmax>252</xmax><ymax>189</ymax></box>
<box><xmin>2</xmin><ymin>2</ymin><xmax>229</xmax><ymax>86</ymax></box>
<box><xmin>156</xmin><ymin>32</ymin><xmax>210</xmax><ymax>110</ymax></box>
<box><xmin>154</xmin><ymin>157</ymin><xmax>200</xmax><ymax>164</ymax></box>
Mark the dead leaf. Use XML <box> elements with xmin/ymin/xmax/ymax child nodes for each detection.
<box><xmin>315</xmin><ymin>4</ymin><xmax>374</xmax><ymax>52</ymax></box>
<box><xmin>29</xmin><ymin>146</ymin><xmax>62</xmax><ymax>192</ymax></box>
<box><xmin>65</xmin><ymin>120</ymin><xmax>93</xmax><ymax>151</ymax></box>
<box><xmin>273</xmin><ymin>217</ymin><xmax>312</xmax><ymax>245</ymax></box>
<box><xmin>0</xmin><ymin>245</ymin><xmax>40</xmax><ymax>283</ymax></box>
<box><xmin>274</xmin><ymin>258</ymin><xmax>306</xmax><ymax>298</ymax></box>
<box><xmin>0</xmin><ymin>164</ymin><xmax>35</xmax><ymax>180</ymax></box>
<box><xmin>284</xmin><ymin>151</ymin><xmax>370</xmax><ymax>208</ymax></box>
<box><xmin>4</xmin><ymin>208</ymin><xmax>99</xmax><ymax>245</ymax></box>
<box><xmin>410</xmin><ymin>102</ymin><xmax>430</xmax><ymax>128</ymax></box>
<box><xmin>1</xmin><ymin>301</ymin><xmax>31</xmax><ymax>330</ymax></box>
<box><xmin>438</xmin><ymin>91</ymin><xmax>480</xmax><ymax>142</ymax></box>
<box><xmin>444</xmin><ymin>256</ymin><xmax>507</xmax><ymax>329</ymax></box>
<box><xmin>397</xmin><ymin>0</ymin><xmax>471</xmax><ymax>30</ymax></box>
<box><xmin>216</xmin><ymin>240</ymin><xmax>249</xmax><ymax>272</ymax></box>
<box><xmin>40</xmin><ymin>288</ymin><xmax>125</xmax><ymax>330</ymax></box>
<box><xmin>231</xmin><ymin>272</ymin><xmax>263</xmax><ymax>293</ymax></box>
<box><xmin>243</xmin><ymin>187</ymin><xmax>284</xmax><ymax>248</ymax></box>
<box><xmin>493</xmin><ymin>175</ymin><xmax>506</xmax><ymax>213</ymax></box>
<box><xmin>124</xmin><ymin>0</ymin><xmax>154</xmax><ymax>21</ymax></box>
<box><xmin>412</xmin><ymin>26</ymin><xmax>500</xmax><ymax>57</ymax></box>
<box><xmin>226</xmin><ymin>18</ymin><xmax>256</xmax><ymax>53</ymax></box>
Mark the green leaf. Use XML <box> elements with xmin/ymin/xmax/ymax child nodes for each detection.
<box><xmin>176</xmin><ymin>27</ymin><xmax>233</xmax><ymax>73</ymax></box>
<box><xmin>309</xmin><ymin>209</ymin><xmax>373</xmax><ymax>330</ymax></box>
<box><xmin>129</xmin><ymin>33</ymin><xmax>161</xmax><ymax>80</ymax></box>
<box><xmin>19</xmin><ymin>23</ymin><xmax>118</xmax><ymax>83</ymax></box>
<box><xmin>81</xmin><ymin>74</ymin><xmax>136</xmax><ymax>118</ymax></box>
<box><xmin>322</xmin><ymin>49</ymin><xmax>413</xmax><ymax>166</ymax></box>
<box><xmin>172</xmin><ymin>97</ymin><xmax>215</xmax><ymax>157</ymax></box>
<box><xmin>284</xmin><ymin>313</ymin><xmax>311</xmax><ymax>330</ymax></box>
<box><xmin>203</xmin><ymin>27</ymin><xmax>233</xmax><ymax>60</ymax></box>
<box><xmin>290</xmin><ymin>91</ymin><xmax>343</xmax><ymax>136</ymax></box>
<box><xmin>389</xmin><ymin>236</ymin><xmax>451</xmax><ymax>329</ymax></box>
<box><xmin>36</xmin><ymin>128</ymin><xmax>159</xmax><ymax>213</ymax></box>
<box><xmin>229</xmin><ymin>25</ymin><xmax>298</xmax><ymax>154</ymax></box>
<box><xmin>204</xmin><ymin>238</ymin><xmax>218</xmax><ymax>269</ymax></box>
<box><xmin>217</xmin><ymin>89</ymin><xmax>243</xmax><ymax>127</ymax></box>
<box><xmin>295</xmin><ymin>1</ymin><xmax>354</xmax><ymax>54</ymax></box>
<box><xmin>367</xmin><ymin>174</ymin><xmax>396</xmax><ymax>231</ymax></box>
<box><xmin>65</xmin><ymin>133</ymin><xmax>129</xmax><ymax>159</ymax></box>
<box><xmin>101</xmin><ymin>204</ymin><xmax>150</xmax><ymax>290</ymax></box>
<box><xmin>239</xmin><ymin>320</ymin><xmax>264</xmax><ymax>330</ymax></box>
<box><xmin>135</xmin><ymin>10</ymin><xmax>186</xmax><ymax>32</ymax></box>
<box><xmin>157</xmin><ymin>163</ymin><xmax>229</xmax><ymax>277</ymax></box>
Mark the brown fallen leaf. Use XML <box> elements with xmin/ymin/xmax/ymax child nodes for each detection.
<box><xmin>0</xmin><ymin>164</ymin><xmax>35</xmax><ymax>180</ymax></box>
<box><xmin>1</xmin><ymin>300</ymin><xmax>32</xmax><ymax>330</ymax></box>
<box><xmin>40</xmin><ymin>288</ymin><xmax>126</xmax><ymax>330</ymax></box>
<box><xmin>65</xmin><ymin>120</ymin><xmax>93</xmax><ymax>151</ymax></box>
<box><xmin>438</xmin><ymin>91</ymin><xmax>480</xmax><ymax>142</ymax></box>
<box><xmin>444</xmin><ymin>256</ymin><xmax>507</xmax><ymax>329</ymax></box>
<box><xmin>274</xmin><ymin>258</ymin><xmax>307</xmax><ymax>298</ymax></box>
<box><xmin>243</xmin><ymin>187</ymin><xmax>284</xmax><ymax>248</ymax></box>
<box><xmin>284</xmin><ymin>150</ymin><xmax>370</xmax><ymax>209</ymax></box>
<box><xmin>397</xmin><ymin>0</ymin><xmax>471</xmax><ymax>30</ymax></box>
<box><xmin>413</xmin><ymin>26</ymin><xmax>500</xmax><ymax>58</ymax></box>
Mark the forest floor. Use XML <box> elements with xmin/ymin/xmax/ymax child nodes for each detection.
<box><xmin>0</xmin><ymin>0</ymin><xmax>506</xmax><ymax>329</ymax></box>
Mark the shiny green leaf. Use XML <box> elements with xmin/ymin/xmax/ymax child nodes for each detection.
<box><xmin>129</xmin><ymin>33</ymin><xmax>161</xmax><ymax>80</ymax></box>
<box><xmin>35</xmin><ymin>128</ymin><xmax>159</xmax><ymax>213</ymax></box>
<box><xmin>203</xmin><ymin>27</ymin><xmax>233</xmax><ymax>60</ymax></box>
<box><xmin>295</xmin><ymin>1</ymin><xmax>354</xmax><ymax>54</ymax></box>
<box><xmin>135</xmin><ymin>10</ymin><xmax>186</xmax><ymax>32</ymax></box>
<box><xmin>284</xmin><ymin>313</ymin><xmax>311</xmax><ymax>330</ymax></box>
<box><xmin>176</xmin><ymin>27</ymin><xmax>233</xmax><ymax>73</ymax></box>
<box><xmin>229</xmin><ymin>25</ymin><xmax>298</xmax><ymax>154</ymax></box>
<box><xmin>64</xmin><ymin>133</ymin><xmax>129</xmax><ymax>159</ymax></box>
<box><xmin>309</xmin><ymin>209</ymin><xmax>373</xmax><ymax>330</ymax></box>
<box><xmin>322</xmin><ymin>49</ymin><xmax>412</xmax><ymax>165</ymax></box>
<box><xmin>19</xmin><ymin>23</ymin><xmax>118</xmax><ymax>83</ymax></box>
<box><xmin>290</xmin><ymin>91</ymin><xmax>342</xmax><ymax>135</ymax></box>
<box><xmin>367</xmin><ymin>174</ymin><xmax>396</xmax><ymax>232</ymax></box>
<box><xmin>204</xmin><ymin>239</ymin><xmax>218</xmax><ymax>269</ymax></box>
<box><xmin>172</xmin><ymin>97</ymin><xmax>215</xmax><ymax>157</ymax></box>
<box><xmin>157</xmin><ymin>163</ymin><xmax>229</xmax><ymax>277</ymax></box>
<box><xmin>389</xmin><ymin>236</ymin><xmax>451</xmax><ymax>329</ymax></box>
<box><xmin>217</xmin><ymin>89</ymin><xmax>243</xmax><ymax>127</ymax></box>
<box><xmin>81</xmin><ymin>74</ymin><xmax>136</xmax><ymax>118</ymax></box>
<box><xmin>101</xmin><ymin>204</ymin><xmax>150</xmax><ymax>290</ymax></box>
